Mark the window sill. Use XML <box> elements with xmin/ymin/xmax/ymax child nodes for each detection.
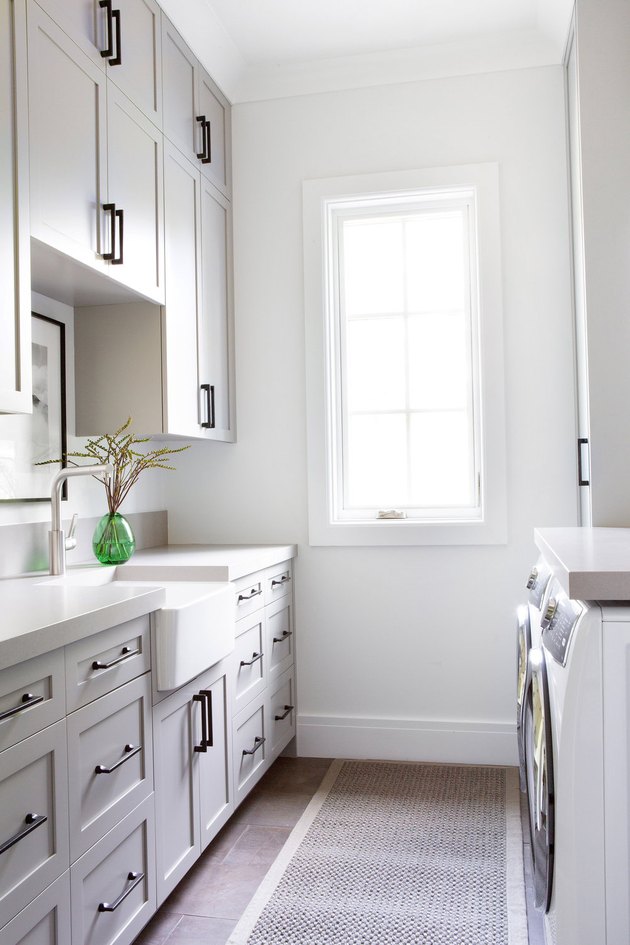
<box><xmin>308</xmin><ymin>517</ymin><xmax>507</xmax><ymax>547</ymax></box>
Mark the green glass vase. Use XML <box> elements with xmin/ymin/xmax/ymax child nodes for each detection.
<box><xmin>92</xmin><ymin>512</ymin><xmax>136</xmax><ymax>565</ymax></box>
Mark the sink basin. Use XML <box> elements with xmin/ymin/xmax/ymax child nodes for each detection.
<box><xmin>37</xmin><ymin>567</ymin><xmax>235</xmax><ymax>690</ymax></box>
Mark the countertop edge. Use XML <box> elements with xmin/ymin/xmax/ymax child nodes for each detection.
<box><xmin>535</xmin><ymin>527</ymin><xmax>630</xmax><ymax>600</ymax></box>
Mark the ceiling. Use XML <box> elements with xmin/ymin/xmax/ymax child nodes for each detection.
<box><xmin>158</xmin><ymin>0</ymin><xmax>574</xmax><ymax>103</ymax></box>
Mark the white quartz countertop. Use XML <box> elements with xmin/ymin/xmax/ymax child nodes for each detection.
<box><xmin>119</xmin><ymin>543</ymin><xmax>297</xmax><ymax>582</ymax></box>
<box><xmin>535</xmin><ymin>527</ymin><xmax>630</xmax><ymax>600</ymax></box>
<box><xmin>0</xmin><ymin>579</ymin><xmax>165</xmax><ymax>667</ymax></box>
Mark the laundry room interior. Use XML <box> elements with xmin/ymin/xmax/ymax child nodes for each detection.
<box><xmin>0</xmin><ymin>1</ymin><xmax>628</xmax><ymax>944</ymax></box>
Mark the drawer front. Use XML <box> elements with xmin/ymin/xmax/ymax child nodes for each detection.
<box><xmin>233</xmin><ymin>695</ymin><xmax>267</xmax><ymax>805</ymax></box>
<box><xmin>264</xmin><ymin>561</ymin><xmax>293</xmax><ymax>606</ymax></box>
<box><xmin>268</xmin><ymin>668</ymin><xmax>296</xmax><ymax>760</ymax></box>
<box><xmin>70</xmin><ymin>795</ymin><xmax>155</xmax><ymax>945</ymax></box>
<box><xmin>0</xmin><ymin>650</ymin><xmax>65</xmax><ymax>753</ymax></box>
<box><xmin>233</xmin><ymin>573</ymin><xmax>264</xmax><ymax>621</ymax></box>
<box><xmin>0</xmin><ymin>721</ymin><xmax>69</xmax><ymax>929</ymax></box>
<box><xmin>266</xmin><ymin>598</ymin><xmax>294</xmax><ymax>681</ymax></box>
<box><xmin>66</xmin><ymin>615</ymin><xmax>151</xmax><ymax>712</ymax></box>
<box><xmin>233</xmin><ymin>612</ymin><xmax>266</xmax><ymax>713</ymax></box>
<box><xmin>0</xmin><ymin>871</ymin><xmax>71</xmax><ymax>945</ymax></box>
<box><xmin>67</xmin><ymin>675</ymin><xmax>154</xmax><ymax>861</ymax></box>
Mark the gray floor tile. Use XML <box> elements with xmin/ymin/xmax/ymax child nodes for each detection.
<box><xmin>222</xmin><ymin>824</ymin><xmax>292</xmax><ymax>866</ymax></box>
<box><xmin>164</xmin><ymin>915</ymin><xmax>236</xmax><ymax>945</ymax></box>
<box><xmin>165</xmin><ymin>861</ymin><xmax>269</xmax><ymax>920</ymax></box>
<box><xmin>255</xmin><ymin>756</ymin><xmax>333</xmax><ymax>794</ymax></box>
<box><xmin>234</xmin><ymin>789</ymin><xmax>312</xmax><ymax>827</ymax></box>
<box><xmin>133</xmin><ymin>911</ymin><xmax>182</xmax><ymax>945</ymax></box>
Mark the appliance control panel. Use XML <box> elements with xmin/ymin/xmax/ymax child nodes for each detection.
<box><xmin>527</xmin><ymin>560</ymin><xmax>552</xmax><ymax>610</ymax></box>
<box><xmin>541</xmin><ymin>594</ymin><xmax>582</xmax><ymax>666</ymax></box>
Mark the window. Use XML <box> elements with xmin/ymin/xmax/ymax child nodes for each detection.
<box><xmin>303</xmin><ymin>164</ymin><xmax>507</xmax><ymax>546</ymax></box>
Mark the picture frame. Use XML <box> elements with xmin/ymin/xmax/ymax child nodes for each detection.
<box><xmin>0</xmin><ymin>312</ymin><xmax>67</xmax><ymax>502</ymax></box>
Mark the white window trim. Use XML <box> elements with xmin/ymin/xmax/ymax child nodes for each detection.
<box><xmin>303</xmin><ymin>163</ymin><xmax>507</xmax><ymax>546</ymax></box>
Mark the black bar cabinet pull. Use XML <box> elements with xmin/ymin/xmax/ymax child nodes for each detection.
<box><xmin>109</xmin><ymin>7</ymin><xmax>122</xmax><ymax>65</ymax></box>
<box><xmin>271</xmin><ymin>576</ymin><xmax>291</xmax><ymax>588</ymax></box>
<box><xmin>112</xmin><ymin>207</ymin><xmax>124</xmax><ymax>264</ymax></box>
<box><xmin>240</xmin><ymin>651</ymin><xmax>263</xmax><ymax>667</ymax></box>
<box><xmin>0</xmin><ymin>692</ymin><xmax>44</xmax><ymax>722</ymax></box>
<box><xmin>193</xmin><ymin>692</ymin><xmax>208</xmax><ymax>752</ymax></box>
<box><xmin>273</xmin><ymin>630</ymin><xmax>293</xmax><ymax>644</ymax></box>
<box><xmin>0</xmin><ymin>813</ymin><xmax>47</xmax><ymax>856</ymax></box>
<box><xmin>92</xmin><ymin>645</ymin><xmax>139</xmax><ymax>672</ymax></box>
<box><xmin>98</xmin><ymin>871</ymin><xmax>144</xmax><ymax>912</ymax></box>
<box><xmin>238</xmin><ymin>587</ymin><xmax>262</xmax><ymax>603</ymax></box>
<box><xmin>102</xmin><ymin>202</ymin><xmax>116</xmax><ymax>260</ymax></box>
<box><xmin>202</xmin><ymin>120</ymin><xmax>212</xmax><ymax>164</ymax></box>
<box><xmin>200</xmin><ymin>383</ymin><xmax>215</xmax><ymax>429</ymax></box>
<box><xmin>95</xmin><ymin>743</ymin><xmax>142</xmax><ymax>775</ymax></box>
<box><xmin>242</xmin><ymin>735</ymin><xmax>265</xmax><ymax>756</ymax></box>
<box><xmin>274</xmin><ymin>705</ymin><xmax>294</xmax><ymax>721</ymax></box>
<box><xmin>99</xmin><ymin>0</ymin><xmax>113</xmax><ymax>58</ymax></box>
<box><xmin>578</xmin><ymin>437</ymin><xmax>590</xmax><ymax>486</ymax></box>
<box><xmin>196</xmin><ymin>115</ymin><xmax>207</xmax><ymax>160</ymax></box>
<box><xmin>200</xmin><ymin>689</ymin><xmax>214</xmax><ymax>748</ymax></box>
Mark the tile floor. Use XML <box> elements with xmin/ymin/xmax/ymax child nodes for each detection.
<box><xmin>133</xmin><ymin>758</ymin><xmax>543</xmax><ymax>945</ymax></box>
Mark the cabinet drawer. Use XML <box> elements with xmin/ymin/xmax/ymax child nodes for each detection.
<box><xmin>233</xmin><ymin>573</ymin><xmax>264</xmax><ymax>621</ymax></box>
<box><xmin>264</xmin><ymin>561</ymin><xmax>293</xmax><ymax>606</ymax></box>
<box><xmin>0</xmin><ymin>650</ymin><xmax>65</xmax><ymax>753</ymax></box>
<box><xmin>0</xmin><ymin>721</ymin><xmax>69</xmax><ymax>929</ymax></box>
<box><xmin>65</xmin><ymin>615</ymin><xmax>150</xmax><ymax>711</ymax></box>
<box><xmin>233</xmin><ymin>612</ymin><xmax>266</xmax><ymax>713</ymax></box>
<box><xmin>70</xmin><ymin>795</ymin><xmax>155</xmax><ymax>945</ymax></box>
<box><xmin>266</xmin><ymin>597</ymin><xmax>294</xmax><ymax>682</ymax></box>
<box><xmin>268</xmin><ymin>668</ymin><xmax>296</xmax><ymax>760</ymax></box>
<box><xmin>0</xmin><ymin>871</ymin><xmax>70</xmax><ymax>945</ymax></box>
<box><xmin>67</xmin><ymin>675</ymin><xmax>153</xmax><ymax>861</ymax></box>
<box><xmin>233</xmin><ymin>695</ymin><xmax>267</xmax><ymax>805</ymax></box>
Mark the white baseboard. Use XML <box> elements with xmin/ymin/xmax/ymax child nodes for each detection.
<box><xmin>297</xmin><ymin>714</ymin><xmax>518</xmax><ymax>766</ymax></box>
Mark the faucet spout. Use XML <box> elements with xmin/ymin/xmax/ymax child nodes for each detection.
<box><xmin>49</xmin><ymin>464</ymin><xmax>114</xmax><ymax>575</ymax></box>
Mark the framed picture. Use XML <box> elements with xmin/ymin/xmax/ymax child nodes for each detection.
<box><xmin>0</xmin><ymin>312</ymin><xmax>67</xmax><ymax>501</ymax></box>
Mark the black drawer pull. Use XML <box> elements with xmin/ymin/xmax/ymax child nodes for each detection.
<box><xmin>196</xmin><ymin>115</ymin><xmax>207</xmax><ymax>160</ymax></box>
<box><xmin>273</xmin><ymin>630</ymin><xmax>293</xmax><ymax>644</ymax></box>
<box><xmin>0</xmin><ymin>813</ymin><xmax>47</xmax><ymax>856</ymax></box>
<box><xmin>112</xmin><ymin>207</ymin><xmax>124</xmax><ymax>264</ymax></box>
<box><xmin>0</xmin><ymin>692</ymin><xmax>44</xmax><ymax>722</ymax></box>
<box><xmin>274</xmin><ymin>704</ymin><xmax>294</xmax><ymax>721</ymax></box>
<box><xmin>237</xmin><ymin>587</ymin><xmax>262</xmax><ymax>603</ymax></box>
<box><xmin>202</xmin><ymin>119</ymin><xmax>212</xmax><ymax>164</ymax></box>
<box><xmin>240</xmin><ymin>651</ymin><xmax>263</xmax><ymax>667</ymax></box>
<box><xmin>200</xmin><ymin>689</ymin><xmax>214</xmax><ymax>748</ymax></box>
<box><xmin>102</xmin><ymin>202</ymin><xmax>116</xmax><ymax>260</ymax></box>
<box><xmin>193</xmin><ymin>692</ymin><xmax>207</xmax><ymax>752</ymax></box>
<box><xmin>109</xmin><ymin>7</ymin><xmax>122</xmax><ymax>66</ymax></box>
<box><xmin>242</xmin><ymin>735</ymin><xmax>265</xmax><ymax>756</ymax></box>
<box><xmin>95</xmin><ymin>743</ymin><xmax>142</xmax><ymax>775</ymax></box>
<box><xmin>200</xmin><ymin>383</ymin><xmax>215</xmax><ymax>429</ymax></box>
<box><xmin>99</xmin><ymin>0</ymin><xmax>113</xmax><ymax>58</ymax></box>
<box><xmin>92</xmin><ymin>645</ymin><xmax>140</xmax><ymax>672</ymax></box>
<box><xmin>98</xmin><ymin>870</ymin><xmax>144</xmax><ymax>912</ymax></box>
<box><xmin>271</xmin><ymin>575</ymin><xmax>291</xmax><ymax>588</ymax></box>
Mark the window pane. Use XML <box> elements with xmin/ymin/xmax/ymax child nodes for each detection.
<box><xmin>408</xmin><ymin>312</ymin><xmax>468</xmax><ymax>410</ymax></box>
<box><xmin>346</xmin><ymin>414</ymin><xmax>407</xmax><ymax>508</ymax></box>
<box><xmin>346</xmin><ymin>317</ymin><xmax>406</xmax><ymax>412</ymax></box>
<box><xmin>405</xmin><ymin>211</ymin><xmax>466</xmax><ymax>313</ymax></box>
<box><xmin>342</xmin><ymin>218</ymin><xmax>404</xmax><ymax>315</ymax></box>
<box><xmin>409</xmin><ymin>412</ymin><xmax>474</xmax><ymax>507</ymax></box>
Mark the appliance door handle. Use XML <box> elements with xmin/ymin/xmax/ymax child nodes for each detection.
<box><xmin>0</xmin><ymin>692</ymin><xmax>44</xmax><ymax>722</ymax></box>
<box><xmin>109</xmin><ymin>7</ymin><xmax>122</xmax><ymax>66</ymax></box>
<box><xmin>92</xmin><ymin>645</ymin><xmax>139</xmax><ymax>672</ymax></box>
<box><xmin>99</xmin><ymin>0</ymin><xmax>114</xmax><ymax>59</ymax></box>
<box><xmin>196</xmin><ymin>115</ymin><xmax>207</xmax><ymax>160</ymax></box>
<box><xmin>112</xmin><ymin>207</ymin><xmax>124</xmax><ymax>265</ymax></box>
<box><xmin>102</xmin><ymin>202</ymin><xmax>116</xmax><ymax>260</ymax></box>
<box><xmin>0</xmin><ymin>814</ymin><xmax>47</xmax><ymax>856</ymax></box>
<box><xmin>578</xmin><ymin>437</ymin><xmax>590</xmax><ymax>486</ymax></box>
<box><xmin>200</xmin><ymin>384</ymin><xmax>215</xmax><ymax>429</ymax></box>
<box><xmin>98</xmin><ymin>871</ymin><xmax>144</xmax><ymax>912</ymax></box>
<box><xmin>95</xmin><ymin>743</ymin><xmax>142</xmax><ymax>775</ymax></box>
<box><xmin>202</xmin><ymin>120</ymin><xmax>212</xmax><ymax>164</ymax></box>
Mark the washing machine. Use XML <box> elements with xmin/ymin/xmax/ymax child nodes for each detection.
<box><xmin>522</xmin><ymin>577</ymin><xmax>630</xmax><ymax>945</ymax></box>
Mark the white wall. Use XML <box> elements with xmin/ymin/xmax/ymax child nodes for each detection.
<box><xmin>166</xmin><ymin>65</ymin><xmax>577</xmax><ymax>763</ymax></box>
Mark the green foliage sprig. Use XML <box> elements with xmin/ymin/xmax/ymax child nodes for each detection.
<box><xmin>38</xmin><ymin>418</ymin><xmax>190</xmax><ymax>514</ymax></box>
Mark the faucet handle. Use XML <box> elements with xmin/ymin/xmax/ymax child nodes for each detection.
<box><xmin>65</xmin><ymin>513</ymin><xmax>78</xmax><ymax>552</ymax></box>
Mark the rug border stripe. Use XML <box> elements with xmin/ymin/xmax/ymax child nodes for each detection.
<box><xmin>505</xmin><ymin>767</ymin><xmax>529</xmax><ymax>945</ymax></box>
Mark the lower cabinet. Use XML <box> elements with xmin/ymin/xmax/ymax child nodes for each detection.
<box><xmin>153</xmin><ymin>662</ymin><xmax>232</xmax><ymax>905</ymax></box>
<box><xmin>1</xmin><ymin>872</ymin><xmax>71</xmax><ymax>945</ymax></box>
<box><xmin>233</xmin><ymin>694</ymin><xmax>268</xmax><ymax>807</ymax></box>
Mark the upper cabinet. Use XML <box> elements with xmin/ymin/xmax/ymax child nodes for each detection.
<box><xmin>162</xmin><ymin>16</ymin><xmax>231</xmax><ymax>199</ymax></box>
<box><xmin>28</xmin><ymin>1</ymin><xmax>165</xmax><ymax>304</ymax></box>
<box><xmin>0</xmin><ymin>0</ymin><xmax>32</xmax><ymax>414</ymax></box>
<box><xmin>34</xmin><ymin>0</ymin><xmax>162</xmax><ymax>127</ymax></box>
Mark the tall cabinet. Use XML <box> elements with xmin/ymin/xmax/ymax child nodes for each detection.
<box><xmin>0</xmin><ymin>0</ymin><xmax>31</xmax><ymax>414</ymax></box>
<box><xmin>566</xmin><ymin>0</ymin><xmax>630</xmax><ymax>526</ymax></box>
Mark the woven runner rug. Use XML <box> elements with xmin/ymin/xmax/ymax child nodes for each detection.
<box><xmin>227</xmin><ymin>760</ymin><xmax>528</xmax><ymax>945</ymax></box>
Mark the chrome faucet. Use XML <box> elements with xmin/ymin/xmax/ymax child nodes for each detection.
<box><xmin>49</xmin><ymin>464</ymin><xmax>113</xmax><ymax>575</ymax></box>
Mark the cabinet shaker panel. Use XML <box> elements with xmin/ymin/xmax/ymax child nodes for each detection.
<box><xmin>0</xmin><ymin>0</ymin><xmax>31</xmax><ymax>413</ymax></box>
<box><xmin>0</xmin><ymin>871</ymin><xmax>71</xmax><ymax>945</ymax></box>
<box><xmin>161</xmin><ymin>16</ymin><xmax>197</xmax><ymax>160</ymax></box>
<box><xmin>197</xmin><ymin>68</ymin><xmax>231</xmax><ymax>197</ymax></box>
